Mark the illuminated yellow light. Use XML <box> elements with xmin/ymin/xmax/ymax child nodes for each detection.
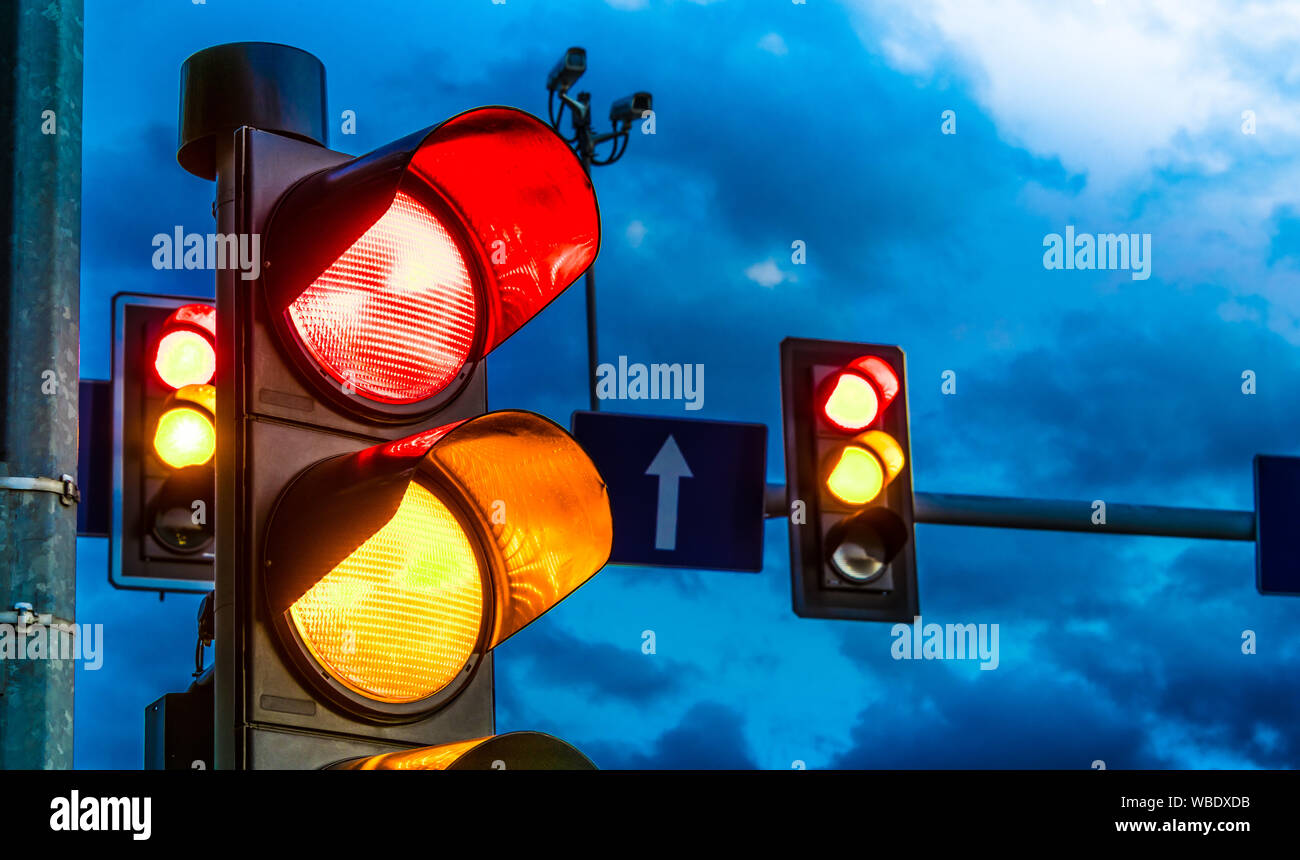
<box><xmin>423</xmin><ymin>412</ymin><xmax>613</xmax><ymax>648</ymax></box>
<box><xmin>154</xmin><ymin>330</ymin><xmax>216</xmax><ymax>389</ymax></box>
<box><xmin>823</xmin><ymin>372</ymin><xmax>879</xmax><ymax>431</ymax></box>
<box><xmin>825</xmin><ymin>445</ymin><xmax>885</xmax><ymax>505</ymax></box>
<box><xmin>341</xmin><ymin>736</ymin><xmax>491</xmax><ymax>771</ymax></box>
<box><xmin>860</xmin><ymin>430</ymin><xmax>905</xmax><ymax>483</ymax></box>
<box><xmin>289</xmin><ymin>482</ymin><xmax>484</xmax><ymax>703</ymax></box>
<box><xmin>153</xmin><ymin>407</ymin><xmax>216</xmax><ymax>468</ymax></box>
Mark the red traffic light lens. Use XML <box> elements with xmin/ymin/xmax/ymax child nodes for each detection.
<box><xmin>154</xmin><ymin>329</ymin><xmax>216</xmax><ymax>389</ymax></box>
<box><xmin>822</xmin><ymin>372</ymin><xmax>879</xmax><ymax>431</ymax></box>
<box><xmin>153</xmin><ymin>303</ymin><xmax>217</xmax><ymax>390</ymax></box>
<box><xmin>851</xmin><ymin>356</ymin><xmax>899</xmax><ymax>406</ymax></box>
<box><xmin>165</xmin><ymin>303</ymin><xmax>216</xmax><ymax>338</ymax></box>
<box><xmin>287</xmin><ymin>191</ymin><xmax>478</xmax><ymax>404</ymax></box>
<box><xmin>263</xmin><ymin>107</ymin><xmax>598</xmax><ymax>416</ymax></box>
<box><xmin>818</xmin><ymin>356</ymin><xmax>900</xmax><ymax>432</ymax></box>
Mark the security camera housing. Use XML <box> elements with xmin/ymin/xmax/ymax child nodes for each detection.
<box><xmin>547</xmin><ymin>47</ymin><xmax>587</xmax><ymax>92</ymax></box>
<box><xmin>610</xmin><ymin>91</ymin><xmax>653</xmax><ymax>124</ymax></box>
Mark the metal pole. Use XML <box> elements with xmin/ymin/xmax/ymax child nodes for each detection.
<box><xmin>913</xmin><ymin>492</ymin><xmax>1254</xmax><ymax>541</ymax></box>
<box><xmin>0</xmin><ymin>0</ymin><xmax>83</xmax><ymax>769</ymax></box>
<box><xmin>764</xmin><ymin>485</ymin><xmax>1255</xmax><ymax>542</ymax></box>
<box><xmin>576</xmin><ymin>104</ymin><xmax>600</xmax><ymax>413</ymax></box>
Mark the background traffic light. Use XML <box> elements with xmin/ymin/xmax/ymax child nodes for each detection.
<box><xmin>178</xmin><ymin>42</ymin><xmax>611</xmax><ymax>769</ymax></box>
<box><xmin>110</xmin><ymin>293</ymin><xmax>216</xmax><ymax>592</ymax></box>
<box><xmin>779</xmin><ymin>337</ymin><xmax>918</xmax><ymax>622</ymax></box>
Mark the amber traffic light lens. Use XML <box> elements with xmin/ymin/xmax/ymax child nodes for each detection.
<box><xmin>825</xmin><ymin>445</ymin><xmax>885</xmax><ymax>505</ymax></box>
<box><xmin>822</xmin><ymin>372</ymin><xmax>879</xmax><ymax>432</ymax></box>
<box><xmin>154</xmin><ymin>329</ymin><xmax>216</xmax><ymax>389</ymax></box>
<box><xmin>288</xmin><ymin>481</ymin><xmax>485</xmax><ymax>703</ymax></box>
<box><xmin>153</xmin><ymin>407</ymin><xmax>216</xmax><ymax>469</ymax></box>
<box><xmin>824</xmin><ymin>431</ymin><xmax>906</xmax><ymax>506</ymax></box>
<box><xmin>331</xmin><ymin>731</ymin><xmax>598</xmax><ymax>770</ymax></box>
<box><xmin>420</xmin><ymin>412</ymin><xmax>614</xmax><ymax>647</ymax></box>
<box><xmin>860</xmin><ymin>430</ymin><xmax>905</xmax><ymax>483</ymax></box>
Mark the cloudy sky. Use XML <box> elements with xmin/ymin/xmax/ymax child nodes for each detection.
<box><xmin>75</xmin><ymin>0</ymin><xmax>1300</xmax><ymax>768</ymax></box>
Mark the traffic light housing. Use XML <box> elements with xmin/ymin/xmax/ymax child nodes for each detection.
<box><xmin>779</xmin><ymin>338</ymin><xmax>918</xmax><ymax>622</ymax></box>
<box><xmin>181</xmin><ymin>43</ymin><xmax>610</xmax><ymax>769</ymax></box>
<box><xmin>110</xmin><ymin>293</ymin><xmax>216</xmax><ymax>592</ymax></box>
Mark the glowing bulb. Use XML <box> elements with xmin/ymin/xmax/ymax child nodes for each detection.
<box><xmin>822</xmin><ymin>372</ymin><xmax>880</xmax><ymax>431</ymax></box>
<box><xmin>825</xmin><ymin>445</ymin><xmax>885</xmax><ymax>505</ymax></box>
<box><xmin>153</xmin><ymin>407</ymin><xmax>216</xmax><ymax>468</ymax></box>
<box><xmin>154</xmin><ymin>330</ymin><xmax>216</xmax><ymax>389</ymax></box>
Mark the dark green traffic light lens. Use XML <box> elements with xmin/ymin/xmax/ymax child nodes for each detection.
<box><xmin>150</xmin><ymin>465</ymin><xmax>215</xmax><ymax>553</ymax></box>
<box><xmin>826</xmin><ymin>508</ymin><xmax>908</xmax><ymax>585</ymax></box>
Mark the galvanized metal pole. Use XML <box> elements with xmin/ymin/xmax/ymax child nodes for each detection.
<box><xmin>577</xmin><ymin>105</ymin><xmax>600</xmax><ymax>413</ymax></box>
<box><xmin>764</xmin><ymin>485</ymin><xmax>1255</xmax><ymax>542</ymax></box>
<box><xmin>0</xmin><ymin>0</ymin><xmax>83</xmax><ymax>769</ymax></box>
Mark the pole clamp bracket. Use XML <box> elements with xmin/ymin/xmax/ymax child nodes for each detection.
<box><xmin>0</xmin><ymin>474</ymin><xmax>80</xmax><ymax>506</ymax></box>
<box><xmin>0</xmin><ymin>602</ymin><xmax>75</xmax><ymax>628</ymax></box>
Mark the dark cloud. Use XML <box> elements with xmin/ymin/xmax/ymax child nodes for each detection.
<box><xmin>584</xmin><ymin>701</ymin><xmax>758</xmax><ymax>770</ymax></box>
<box><xmin>497</xmin><ymin>623</ymin><xmax>696</xmax><ymax>707</ymax></box>
<box><xmin>829</xmin><ymin>670</ymin><xmax>1166</xmax><ymax>769</ymax></box>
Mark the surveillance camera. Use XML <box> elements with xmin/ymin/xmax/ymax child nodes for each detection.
<box><xmin>610</xmin><ymin>92</ymin><xmax>653</xmax><ymax>124</ymax></box>
<box><xmin>547</xmin><ymin>47</ymin><xmax>587</xmax><ymax>93</ymax></box>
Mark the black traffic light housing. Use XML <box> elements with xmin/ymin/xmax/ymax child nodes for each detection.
<box><xmin>178</xmin><ymin>42</ymin><xmax>607</xmax><ymax>770</ymax></box>
<box><xmin>212</xmin><ymin>126</ymin><xmax>495</xmax><ymax>769</ymax></box>
<box><xmin>780</xmin><ymin>337</ymin><xmax>919</xmax><ymax>622</ymax></box>
<box><xmin>110</xmin><ymin>292</ymin><xmax>215</xmax><ymax>593</ymax></box>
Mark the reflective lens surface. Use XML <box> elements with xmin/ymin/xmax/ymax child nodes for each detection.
<box><xmin>287</xmin><ymin>191</ymin><xmax>478</xmax><ymax>404</ymax></box>
<box><xmin>288</xmin><ymin>482</ymin><xmax>485</xmax><ymax>703</ymax></box>
<box><xmin>822</xmin><ymin>372</ymin><xmax>879</xmax><ymax>431</ymax></box>
<box><xmin>154</xmin><ymin>329</ymin><xmax>216</xmax><ymax>389</ymax></box>
<box><xmin>830</xmin><ymin>531</ymin><xmax>889</xmax><ymax>582</ymax></box>
<box><xmin>825</xmin><ymin>445</ymin><xmax>885</xmax><ymax>505</ymax></box>
<box><xmin>153</xmin><ymin>407</ymin><xmax>216</xmax><ymax>468</ymax></box>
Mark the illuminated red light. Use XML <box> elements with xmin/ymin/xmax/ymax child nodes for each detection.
<box><xmin>263</xmin><ymin>107</ymin><xmax>599</xmax><ymax>413</ymax></box>
<box><xmin>406</xmin><ymin>108</ymin><xmax>599</xmax><ymax>353</ymax></box>
<box><xmin>166</xmin><ymin>303</ymin><xmax>216</xmax><ymax>338</ymax></box>
<box><xmin>287</xmin><ymin>191</ymin><xmax>478</xmax><ymax>404</ymax></box>
<box><xmin>819</xmin><ymin>356</ymin><xmax>900</xmax><ymax>432</ymax></box>
<box><xmin>153</xmin><ymin>303</ymin><xmax>217</xmax><ymax>390</ymax></box>
<box><xmin>851</xmin><ymin>356</ymin><xmax>899</xmax><ymax>406</ymax></box>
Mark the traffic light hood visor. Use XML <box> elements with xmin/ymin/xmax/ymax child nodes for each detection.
<box><xmin>264</xmin><ymin>106</ymin><xmax>600</xmax><ymax>362</ymax></box>
<box><xmin>330</xmin><ymin>731</ymin><xmax>597</xmax><ymax>770</ymax></box>
<box><xmin>263</xmin><ymin>410</ymin><xmax>613</xmax><ymax>650</ymax></box>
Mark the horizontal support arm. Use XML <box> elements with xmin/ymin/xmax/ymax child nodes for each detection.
<box><xmin>765</xmin><ymin>485</ymin><xmax>1256</xmax><ymax>542</ymax></box>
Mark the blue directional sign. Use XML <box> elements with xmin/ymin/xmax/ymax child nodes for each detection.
<box><xmin>572</xmin><ymin>411</ymin><xmax>767</xmax><ymax>571</ymax></box>
<box><xmin>1254</xmin><ymin>454</ymin><xmax>1300</xmax><ymax>596</ymax></box>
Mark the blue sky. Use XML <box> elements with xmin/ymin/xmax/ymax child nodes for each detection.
<box><xmin>75</xmin><ymin>0</ymin><xmax>1300</xmax><ymax>769</ymax></box>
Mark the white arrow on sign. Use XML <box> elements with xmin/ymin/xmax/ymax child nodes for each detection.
<box><xmin>646</xmin><ymin>434</ymin><xmax>693</xmax><ymax>551</ymax></box>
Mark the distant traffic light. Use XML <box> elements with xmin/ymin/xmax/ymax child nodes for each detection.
<box><xmin>110</xmin><ymin>294</ymin><xmax>216</xmax><ymax>591</ymax></box>
<box><xmin>780</xmin><ymin>338</ymin><xmax>918</xmax><ymax>621</ymax></box>
<box><xmin>178</xmin><ymin>42</ymin><xmax>609</xmax><ymax>769</ymax></box>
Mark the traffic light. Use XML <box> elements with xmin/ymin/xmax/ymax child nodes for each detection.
<box><xmin>779</xmin><ymin>338</ymin><xmax>918</xmax><ymax>621</ymax></box>
<box><xmin>178</xmin><ymin>42</ymin><xmax>610</xmax><ymax>769</ymax></box>
<box><xmin>110</xmin><ymin>293</ymin><xmax>216</xmax><ymax>591</ymax></box>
